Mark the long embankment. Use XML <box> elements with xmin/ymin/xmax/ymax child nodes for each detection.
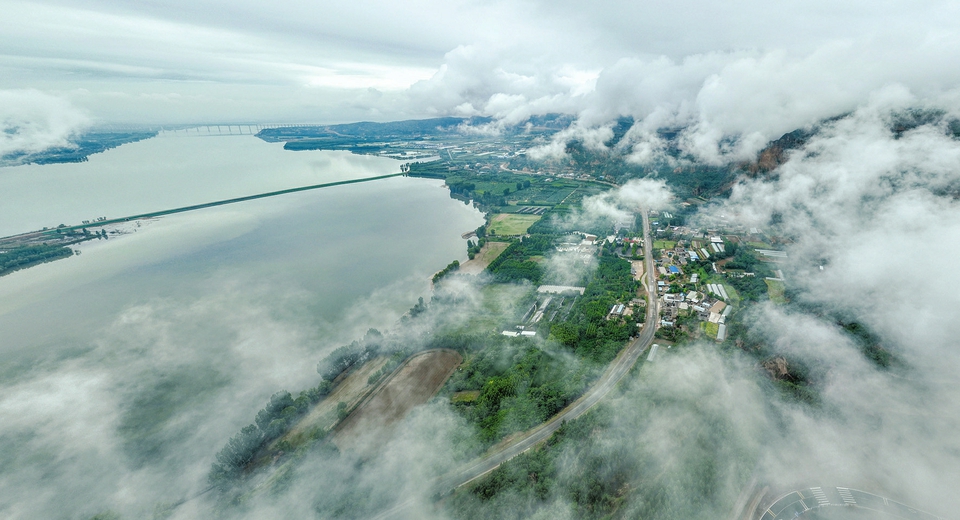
<box><xmin>0</xmin><ymin>172</ymin><xmax>406</xmax><ymax>246</ymax></box>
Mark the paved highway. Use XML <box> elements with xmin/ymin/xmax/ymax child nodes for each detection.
<box><xmin>758</xmin><ymin>486</ymin><xmax>947</xmax><ymax>520</ymax></box>
<box><xmin>372</xmin><ymin>209</ymin><xmax>660</xmax><ymax>519</ymax></box>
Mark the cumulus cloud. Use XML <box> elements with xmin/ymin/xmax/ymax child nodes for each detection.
<box><xmin>679</xmin><ymin>88</ymin><xmax>960</xmax><ymax>511</ymax></box>
<box><xmin>0</xmin><ymin>90</ymin><xmax>89</xmax><ymax>157</ymax></box>
<box><xmin>580</xmin><ymin>178</ymin><xmax>674</xmax><ymax>225</ymax></box>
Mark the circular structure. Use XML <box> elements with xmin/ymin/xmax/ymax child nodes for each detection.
<box><xmin>758</xmin><ymin>487</ymin><xmax>946</xmax><ymax>520</ymax></box>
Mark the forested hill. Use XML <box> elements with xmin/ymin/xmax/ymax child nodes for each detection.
<box><xmin>256</xmin><ymin>114</ymin><xmax>575</xmax><ymax>143</ymax></box>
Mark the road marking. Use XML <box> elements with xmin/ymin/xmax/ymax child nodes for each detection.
<box><xmin>810</xmin><ymin>487</ymin><xmax>830</xmax><ymax>505</ymax></box>
<box><xmin>837</xmin><ymin>487</ymin><xmax>856</xmax><ymax>505</ymax></box>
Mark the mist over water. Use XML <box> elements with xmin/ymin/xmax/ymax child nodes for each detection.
<box><xmin>0</xmin><ymin>133</ymin><xmax>403</xmax><ymax>237</ymax></box>
<box><xmin>0</xmin><ymin>137</ymin><xmax>483</xmax><ymax>519</ymax></box>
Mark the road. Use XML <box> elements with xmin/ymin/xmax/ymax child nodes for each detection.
<box><xmin>0</xmin><ymin>172</ymin><xmax>406</xmax><ymax>246</ymax></box>
<box><xmin>372</xmin><ymin>209</ymin><xmax>660</xmax><ymax>519</ymax></box>
<box><xmin>757</xmin><ymin>486</ymin><xmax>947</xmax><ymax>520</ymax></box>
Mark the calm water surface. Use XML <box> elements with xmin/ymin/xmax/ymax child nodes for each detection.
<box><xmin>0</xmin><ymin>135</ymin><xmax>483</xmax><ymax>518</ymax></box>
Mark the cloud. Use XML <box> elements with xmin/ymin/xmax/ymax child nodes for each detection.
<box><xmin>579</xmin><ymin>178</ymin><xmax>675</xmax><ymax>225</ymax></box>
<box><xmin>0</xmin><ymin>90</ymin><xmax>89</xmax><ymax>157</ymax></box>
<box><xmin>684</xmin><ymin>89</ymin><xmax>960</xmax><ymax>510</ymax></box>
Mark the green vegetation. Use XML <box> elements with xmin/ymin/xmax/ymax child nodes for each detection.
<box><xmin>549</xmin><ymin>257</ymin><xmax>639</xmax><ymax>363</ymax></box>
<box><xmin>368</xmin><ymin>350</ymin><xmax>406</xmax><ymax>384</ymax></box>
<box><xmin>703</xmin><ymin>321</ymin><xmax>720</xmax><ymax>338</ymax></box>
<box><xmin>486</xmin><ymin>235</ymin><xmax>555</xmax><ymax>284</ymax></box>
<box><xmin>467</xmin><ymin>237</ymin><xmax>485</xmax><ymax>259</ymax></box>
<box><xmin>765</xmin><ymin>279</ymin><xmax>787</xmax><ymax>304</ymax></box>
<box><xmin>208</xmin><ymin>389</ymin><xmax>325</xmax><ymax>490</ymax></box>
<box><xmin>446</xmin><ymin>338</ymin><xmax>591</xmax><ymax>445</ymax></box>
<box><xmin>316</xmin><ymin>331</ymin><xmax>383</xmax><ymax>381</ymax></box>
<box><xmin>447</xmin><ymin>389</ymin><xmax>752</xmax><ymax>520</ymax></box>
<box><xmin>841</xmin><ymin>321</ymin><xmax>895</xmax><ymax>369</ymax></box>
<box><xmin>209</xmin><ymin>329</ymin><xmax>390</xmax><ymax>490</ymax></box>
<box><xmin>2</xmin><ymin>131</ymin><xmax>157</xmax><ymax>166</ymax></box>
<box><xmin>0</xmin><ymin>244</ymin><xmax>74</xmax><ymax>276</ymax></box>
<box><xmin>258</xmin><ymin>117</ymin><xmax>493</xmax><ymax>147</ymax></box>
<box><xmin>433</xmin><ymin>260</ymin><xmax>460</xmax><ymax>283</ymax></box>
<box><xmin>487</xmin><ymin>213</ymin><xmax>542</xmax><ymax>236</ymax></box>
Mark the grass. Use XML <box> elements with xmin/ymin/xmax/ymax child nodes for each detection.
<box><xmin>453</xmin><ymin>283</ymin><xmax>529</xmax><ymax>333</ymax></box>
<box><xmin>746</xmin><ymin>241</ymin><xmax>772</xmax><ymax>249</ymax></box>
<box><xmin>702</xmin><ymin>321</ymin><xmax>719</xmax><ymax>338</ymax></box>
<box><xmin>451</xmin><ymin>390</ymin><xmax>481</xmax><ymax>403</ymax></box>
<box><xmin>488</xmin><ymin>213</ymin><xmax>542</xmax><ymax>236</ymax></box>
<box><xmin>765</xmin><ymin>279</ymin><xmax>787</xmax><ymax>304</ymax></box>
<box><xmin>461</xmin><ymin>241</ymin><xmax>509</xmax><ymax>274</ymax></box>
<box><xmin>708</xmin><ymin>278</ymin><xmax>740</xmax><ymax>305</ymax></box>
<box><xmin>653</xmin><ymin>240</ymin><xmax>677</xmax><ymax>249</ymax></box>
<box><xmin>721</xmin><ymin>283</ymin><xmax>740</xmax><ymax>304</ymax></box>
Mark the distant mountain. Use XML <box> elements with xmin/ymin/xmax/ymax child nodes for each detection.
<box><xmin>256</xmin><ymin>116</ymin><xmax>496</xmax><ymax>143</ymax></box>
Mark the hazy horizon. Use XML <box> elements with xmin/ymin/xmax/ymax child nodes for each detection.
<box><xmin>3</xmin><ymin>2</ymin><xmax>960</xmax><ymax>519</ymax></box>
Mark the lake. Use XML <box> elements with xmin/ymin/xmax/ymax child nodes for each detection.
<box><xmin>0</xmin><ymin>134</ymin><xmax>483</xmax><ymax>519</ymax></box>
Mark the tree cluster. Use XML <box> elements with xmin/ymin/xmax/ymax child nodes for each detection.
<box><xmin>208</xmin><ymin>388</ymin><xmax>325</xmax><ymax>489</ymax></box>
<box><xmin>0</xmin><ymin>244</ymin><xmax>73</xmax><ymax>276</ymax></box>
<box><xmin>446</xmin><ymin>337</ymin><xmax>588</xmax><ymax>445</ymax></box>
<box><xmin>433</xmin><ymin>260</ymin><xmax>460</xmax><ymax>284</ymax></box>
<box><xmin>548</xmin><ymin>257</ymin><xmax>639</xmax><ymax>363</ymax></box>
<box><xmin>316</xmin><ymin>331</ymin><xmax>383</xmax><ymax>381</ymax></box>
<box><xmin>487</xmin><ymin>234</ymin><xmax>555</xmax><ymax>283</ymax></box>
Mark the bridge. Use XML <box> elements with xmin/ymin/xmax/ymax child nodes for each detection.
<box><xmin>158</xmin><ymin>123</ymin><xmax>325</xmax><ymax>136</ymax></box>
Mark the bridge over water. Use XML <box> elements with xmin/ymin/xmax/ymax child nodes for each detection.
<box><xmin>159</xmin><ymin>123</ymin><xmax>323</xmax><ymax>136</ymax></box>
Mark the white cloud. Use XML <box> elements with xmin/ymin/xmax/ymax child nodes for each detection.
<box><xmin>0</xmin><ymin>90</ymin><xmax>89</xmax><ymax>156</ymax></box>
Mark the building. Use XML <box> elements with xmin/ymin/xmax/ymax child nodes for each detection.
<box><xmin>537</xmin><ymin>285</ymin><xmax>586</xmax><ymax>295</ymax></box>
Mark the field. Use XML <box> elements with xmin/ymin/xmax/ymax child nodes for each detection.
<box><xmin>332</xmin><ymin>349</ymin><xmax>463</xmax><ymax>455</ymax></box>
<box><xmin>277</xmin><ymin>356</ymin><xmax>391</xmax><ymax>449</ymax></box>
<box><xmin>702</xmin><ymin>321</ymin><xmax>719</xmax><ymax>338</ymax></box>
<box><xmin>765</xmin><ymin>279</ymin><xmax>787</xmax><ymax>304</ymax></box>
<box><xmin>488</xmin><ymin>213</ymin><xmax>541</xmax><ymax>236</ymax></box>
<box><xmin>653</xmin><ymin>240</ymin><xmax>677</xmax><ymax>249</ymax></box>
<box><xmin>460</xmin><ymin>241</ymin><xmax>510</xmax><ymax>274</ymax></box>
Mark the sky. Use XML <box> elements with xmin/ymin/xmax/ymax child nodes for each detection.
<box><xmin>3</xmin><ymin>0</ymin><xmax>960</xmax><ymax>136</ymax></box>
<box><xmin>4</xmin><ymin>2</ymin><xmax>960</xmax><ymax>517</ymax></box>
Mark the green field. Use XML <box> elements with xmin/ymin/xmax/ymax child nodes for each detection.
<box><xmin>702</xmin><ymin>321</ymin><xmax>719</xmax><ymax>338</ymax></box>
<box><xmin>765</xmin><ymin>279</ymin><xmax>787</xmax><ymax>304</ymax></box>
<box><xmin>488</xmin><ymin>213</ymin><xmax>542</xmax><ymax>236</ymax></box>
<box><xmin>654</xmin><ymin>240</ymin><xmax>677</xmax><ymax>249</ymax></box>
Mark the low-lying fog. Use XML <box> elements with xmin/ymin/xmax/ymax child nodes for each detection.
<box><xmin>0</xmin><ymin>137</ymin><xmax>483</xmax><ymax>519</ymax></box>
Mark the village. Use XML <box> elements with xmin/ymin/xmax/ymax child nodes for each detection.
<box><xmin>494</xmin><ymin>210</ymin><xmax>790</xmax><ymax>345</ymax></box>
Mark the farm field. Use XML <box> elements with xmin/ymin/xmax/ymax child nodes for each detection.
<box><xmin>278</xmin><ymin>356</ymin><xmax>390</xmax><ymax>449</ymax></box>
<box><xmin>488</xmin><ymin>213</ymin><xmax>541</xmax><ymax>236</ymax></box>
<box><xmin>766</xmin><ymin>279</ymin><xmax>787</xmax><ymax>304</ymax></box>
<box><xmin>460</xmin><ymin>241</ymin><xmax>509</xmax><ymax>274</ymax></box>
<box><xmin>332</xmin><ymin>349</ymin><xmax>463</xmax><ymax>456</ymax></box>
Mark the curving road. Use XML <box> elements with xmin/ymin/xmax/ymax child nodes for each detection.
<box><xmin>757</xmin><ymin>486</ymin><xmax>947</xmax><ymax>520</ymax></box>
<box><xmin>372</xmin><ymin>209</ymin><xmax>660</xmax><ymax>519</ymax></box>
